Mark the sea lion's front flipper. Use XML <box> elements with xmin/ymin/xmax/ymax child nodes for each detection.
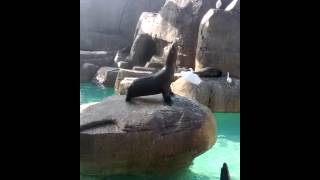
<box><xmin>162</xmin><ymin>89</ymin><xmax>172</xmax><ymax>106</ymax></box>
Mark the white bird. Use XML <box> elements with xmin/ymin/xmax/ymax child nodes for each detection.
<box><xmin>216</xmin><ymin>0</ymin><xmax>222</xmax><ymax>9</ymax></box>
<box><xmin>180</xmin><ymin>69</ymin><xmax>202</xmax><ymax>86</ymax></box>
<box><xmin>226</xmin><ymin>72</ymin><xmax>232</xmax><ymax>88</ymax></box>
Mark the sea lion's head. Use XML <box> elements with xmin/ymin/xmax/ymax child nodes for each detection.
<box><xmin>167</xmin><ymin>42</ymin><xmax>178</xmax><ymax>66</ymax></box>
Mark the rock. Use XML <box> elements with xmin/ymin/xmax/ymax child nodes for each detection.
<box><xmin>171</xmin><ymin>78</ymin><xmax>211</xmax><ymax>108</ymax></box>
<box><xmin>80</xmin><ymin>50</ymin><xmax>116</xmax><ymax>67</ymax></box>
<box><xmin>129</xmin><ymin>0</ymin><xmax>221</xmax><ymax>69</ymax></box>
<box><xmin>118</xmin><ymin>77</ymin><xmax>138</xmax><ymax>95</ymax></box>
<box><xmin>114</xmin><ymin>46</ymin><xmax>131</xmax><ymax>63</ymax></box>
<box><xmin>194</xmin><ymin>67</ymin><xmax>222</xmax><ymax>78</ymax></box>
<box><xmin>92</xmin><ymin>67</ymin><xmax>119</xmax><ymax>87</ymax></box>
<box><xmin>144</xmin><ymin>55</ymin><xmax>165</xmax><ymax>69</ymax></box>
<box><xmin>80</xmin><ymin>94</ymin><xmax>216</xmax><ymax>176</ymax></box>
<box><xmin>117</xmin><ymin>61</ymin><xmax>131</xmax><ymax>69</ymax></box>
<box><xmin>80</xmin><ymin>102</ymin><xmax>98</xmax><ymax>113</ymax></box>
<box><xmin>80</xmin><ymin>0</ymin><xmax>166</xmax><ymax>50</ymax></box>
<box><xmin>176</xmin><ymin>67</ymin><xmax>190</xmax><ymax>73</ymax></box>
<box><xmin>145</xmin><ymin>61</ymin><xmax>164</xmax><ymax>69</ymax></box>
<box><xmin>128</xmin><ymin>33</ymin><xmax>157</xmax><ymax>66</ymax></box>
<box><xmin>114</xmin><ymin>69</ymin><xmax>153</xmax><ymax>94</ymax></box>
<box><xmin>149</xmin><ymin>55</ymin><xmax>164</xmax><ymax>64</ymax></box>
<box><xmin>171</xmin><ymin>77</ymin><xmax>240</xmax><ymax>112</ymax></box>
<box><xmin>195</xmin><ymin>4</ymin><xmax>240</xmax><ymax>78</ymax></box>
<box><xmin>80</xmin><ymin>63</ymin><xmax>99</xmax><ymax>82</ymax></box>
<box><xmin>132</xmin><ymin>66</ymin><xmax>158</xmax><ymax>73</ymax></box>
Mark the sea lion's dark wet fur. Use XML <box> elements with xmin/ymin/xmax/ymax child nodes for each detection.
<box><xmin>220</xmin><ymin>163</ymin><xmax>231</xmax><ymax>180</ymax></box>
<box><xmin>126</xmin><ymin>43</ymin><xmax>178</xmax><ymax>105</ymax></box>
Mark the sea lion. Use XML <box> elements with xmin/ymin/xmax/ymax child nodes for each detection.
<box><xmin>220</xmin><ymin>163</ymin><xmax>231</xmax><ymax>180</ymax></box>
<box><xmin>125</xmin><ymin>42</ymin><xmax>178</xmax><ymax>105</ymax></box>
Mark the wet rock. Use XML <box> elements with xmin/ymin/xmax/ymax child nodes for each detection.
<box><xmin>92</xmin><ymin>67</ymin><xmax>119</xmax><ymax>87</ymax></box>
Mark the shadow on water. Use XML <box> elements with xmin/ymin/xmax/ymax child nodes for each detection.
<box><xmin>80</xmin><ymin>168</ymin><xmax>212</xmax><ymax>180</ymax></box>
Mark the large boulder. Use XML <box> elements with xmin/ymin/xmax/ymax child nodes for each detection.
<box><xmin>171</xmin><ymin>78</ymin><xmax>211</xmax><ymax>108</ymax></box>
<box><xmin>80</xmin><ymin>63</ymin><xmax>99</xmax><ymax>82</ymax></box>
<box><xmin>195</xmin><ymin>1</ymin><xmax>240</xmax><ymax>78</ymax></box>
<box><xmin>171</xmin><ymin>77</ymin><xmax>240</xmax><ymax>112</ymax></box>
<box><xmin>129</xmin><ymin>33</ymin><xmax>157</xmax><ymax>66</ymax></box>
<box><xmin>80</xmin><ymin>94</ymin><xmax>216</xmax><ymax>176</ymax></box>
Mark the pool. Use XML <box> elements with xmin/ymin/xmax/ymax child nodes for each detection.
<box><xmin>80</xmin><ymin>83</ymin><xmax>240</xmax><ymax>180</ymax></box>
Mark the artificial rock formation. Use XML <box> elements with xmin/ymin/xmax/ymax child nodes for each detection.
<box><xmin>80</xmin><ymin>94</ymin><xmax>216</xmax><ymax>176</ymax></box>
<box><xmin>127</xmin><ymin>0</ymin><xmax>225</xmax><ymax>68</ymax></box>
<box><xmin>195</xmin><ymin>0</ymin><xmax>240</xmax><ymax>77</ymax></box>
<box><xmin>171</xmin><ymin>77</ymin><xmax>240</xmax><ymax>112</ymax></box>
<box><xmin>92</xmin><ymin>67</ymin><xmax>119</xmax><ymax>87</ymax></box>
<box><xmin>80</xmin><ymin>0</ymin><xmax>166</xmax><ymax>50</ymax></box>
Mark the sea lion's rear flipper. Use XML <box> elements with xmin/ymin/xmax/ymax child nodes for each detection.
<box><xmin>162</xmin><ymin>91</ymin><xmax>172</xmax><ymax>106</ymax></box>
<box><xmin>220</xmin><ymin>163</ymin><xmax>231</xmax><ymax>180</ymax></box>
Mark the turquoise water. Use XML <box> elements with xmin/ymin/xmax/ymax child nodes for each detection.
<box><xmin>80</xmin><ymin>83</ymin><xmax>240</xmax><ymax>180</ymax></box>
<box><xmin>80</xmin><ymin>83</ymin><xmax>115</xmax><ymax>105</ymax></box>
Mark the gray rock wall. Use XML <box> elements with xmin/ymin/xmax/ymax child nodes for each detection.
<box><xmin>80</xmin><ymin>0</ymin><xmax>166</xmax><ymax>50</ymax></box>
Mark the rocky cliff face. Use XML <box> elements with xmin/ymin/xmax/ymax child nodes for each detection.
<box><xmin>80</xmin><ymin>0</ymin><xmax>166</xmax><ymax>51</ymax></box>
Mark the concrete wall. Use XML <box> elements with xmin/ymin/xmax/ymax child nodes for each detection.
<box><xmin>80</xmin><ymin>0</ymin><xmax>166</xmax><ymax>51</ymax></box>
